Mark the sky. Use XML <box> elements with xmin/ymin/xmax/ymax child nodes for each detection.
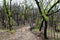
<box><xmin>0</xmin><ymin>0</ymin><xmax>60</xmax><ymax>9</ymax></box>
<box><xmin>0</xmin><ymin>0</ymin><xmax>37</xmax><ymax>8</ymax></box>
<box><xmin>0</xmin><ymin>0</ymin><xmax>24</xmax><ymax>5</ymax></box>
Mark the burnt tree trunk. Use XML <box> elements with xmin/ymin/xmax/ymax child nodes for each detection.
<box><xmin>8</xmin><ymin>16</ymin><xmax>12</xmax><ymax>30</ymax></box>
<box><xmin>39</xmin><ymin>19</ymin><xmax>44</xmax><ymax>31</ymax></box>
<box><xmin>17</xmin><ymin>13</ymin><xmax>19</xmax><ymax>26</ymax></box>
<box><xmin>1</xmin><ymin>12</ymin><xmax>6</xmax><ymax>29</ymax></box>
<box><xmin>35</xmin><ymin>0</ymin><xmax>48</xmax><ymax>39</ymax></box>
<box><xmin>44</xmin><ymin>20</ymin><xmax>48</xmax><ymax>39</ymax></box>
<box><xmin>39</xmin><ymin>17</ymin><xmax>48</xmax><ymax>39</ymax></box>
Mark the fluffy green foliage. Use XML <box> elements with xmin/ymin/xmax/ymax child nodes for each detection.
<box><xmin>39</xmin><ymin>2</ymin><xmax>49</xmax><ymax>21</ymax></box>
<box><xmin>42</xmin><ymin>13</ymin><xmax>48</xmax><ymax>21</ymax></box>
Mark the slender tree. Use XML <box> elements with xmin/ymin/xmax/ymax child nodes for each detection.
<box><xmin>3</xmin><ymin>0</ymin><xmax>13</xmax><ymax>30</ymax></box>
<box><xmin>3</xmin><ymin>0</ymin><xmax>7</xmax><ymax>29</ymax></box>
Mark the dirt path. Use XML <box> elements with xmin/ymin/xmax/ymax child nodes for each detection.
<box><xmin>0</xmin><ymin>26</ymin><xmax>60</xmax><ymax>40</ymax></box>
<box><xmin>0</xmin><ymin>26</ymin><xmax>41</xmax><ymax>40</ymax></box>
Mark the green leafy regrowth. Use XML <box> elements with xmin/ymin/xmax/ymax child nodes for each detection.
<box><xmin>35</xmin><ymin>0</ymin><xmax>60</xmax><ymax>30</ymax></box>
<box><xmin>7</xmin><ymin>7</ymin><xmax>13</xmax><ymax>26</ymax></box>
<box><xmin>35</xmin><ymin>0</ymin><xmax>48</xmax><ymax>21</ymax></box>
<box><xmin>10</xmin><ymin>29</ymin><xmax>15</xmax><ymax>34</ymax></box>
<box><xmin>47</xmin><ymin>0</ymin><xmax>60</xmax><ymax>13</ymax></box>
<box><xmin>35</xmin><ymin>0</ymin><xmax>60</xmax><ymax>22</ymax></box>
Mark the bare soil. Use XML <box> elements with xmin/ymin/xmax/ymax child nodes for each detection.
<box><xmin>0</xmin><ymin>25</ymin><xmax>60</xmax><ymax>40</ymax></box>
<box><xmin>0</xmin><ymin>25</ymin><xmax>41</xmax><ymax>40</ymax></box>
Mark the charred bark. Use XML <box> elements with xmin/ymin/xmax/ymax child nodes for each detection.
<box><xmin>44</xmin><ymin>20</ymin><xmax>48</xmax><ymax>39</ymax></box>
<box><xmin>39</xmin><ymin>19</ymin><xmax>44</xmax><ymax>31</ymax></box>
<box><xmin>2</xmin><ymin>13</ymin><xmax>6</xmax><ymax>29</ymax></box>
<box><xmin>39</xmin><ymin>17</ymin><xmax>48</xmax><ymax>39</ymax></box>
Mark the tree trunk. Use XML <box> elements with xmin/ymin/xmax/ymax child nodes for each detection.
<box><xmin>39</xmin><ymin>19</ymin><xmax>44</xmax><ymax>31</ymax></box>
<box><xmin>2</xmin><ymin>14</ymin><xmax>6</xmax><ymax>29</ymax></box>
<box><xmin>9</xmin><ymin>17</ymin><xmax>12</xmax><ymax>30</ymax></box>
<box><xmin>44</xmin><ymin>20</ymin><xmax>48</xmax><ymax>39</ymax></box>
<box><xmin>17</xmin><ymin>13</ymin><xmax>19</xmax><ymax>26</ymax></box>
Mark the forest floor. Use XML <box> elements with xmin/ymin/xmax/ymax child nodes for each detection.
<box><xmin>0</xmin><ymin>25</ymin><xmax>60</xmax><ymax>40</ymax></box>
<box><xmin>0</xmin><ymin>25</ymin><xmax>41</xmax><ymax>40</ymax></box>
